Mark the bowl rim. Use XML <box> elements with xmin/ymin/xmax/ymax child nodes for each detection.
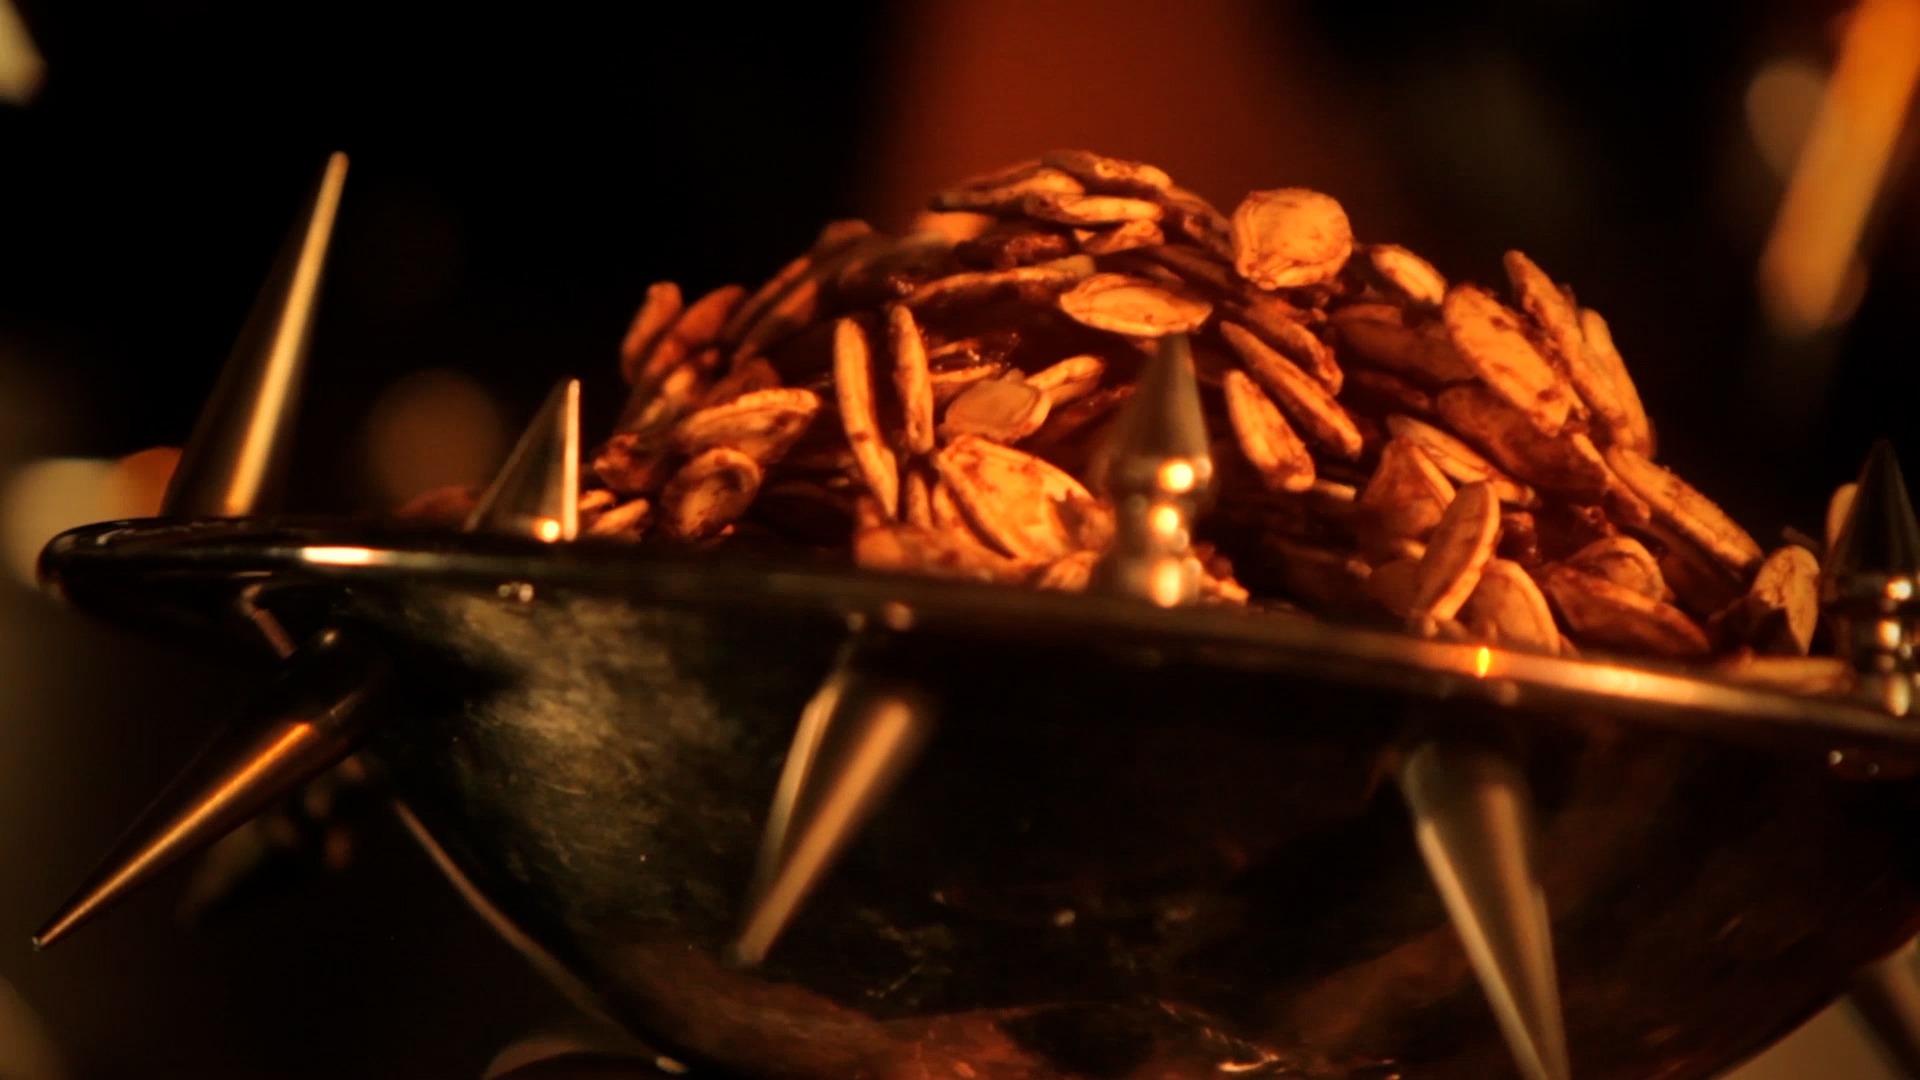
<box><xmin>37</xmin><ymin>516</ymin><xmax>1919</xmax><ymax>758</ymax></box>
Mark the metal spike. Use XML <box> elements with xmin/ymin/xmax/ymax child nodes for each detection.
<box><xmin>1109</xmin><ymin>333</ymin><xmax>1212</xmax><ymax>468</ymax></box>
<box><xmin>33</xmin><ymin>628</ymin><xmax>386</xmax><ymax>949</ymax></box>
<box><xmin>1830</xmin><ymin>441</ymin><xmax>1920</xmax><ymax>581</ymax></box>
<box><xmin>1400</xmin><ymin>741</ymin><xmax>1570</xmax><ymax>1080</ymax></box>
<box><xmin>173</xmin><ymin>753</ymin><xmax>373</xmax><ymax>927</ymax></box>
<box><xmin>730</xmin><ymin>665</ymin><xmax>934</xmax><ymax>967</ymax></box>
<box><xmin>745</xmin><ymin>647</ymin><xmax>856</xmax><ymax>903</ymax></box>
<box><xmin>157</xmin><ymin>156</ymin><xmax>355</xmax><ymax>921</ymax></box>
<box><xmin>1822</xmin><ymin>440</ymin><xmax>1920</xmax><ymax>716</ymax></box>
<box><xmin>465</xmin><ymin>378</ymin><xmax>581</xmax><ymax>541</ymax></box>
<box><xmin>1092</xmin><ymin>334</ymin><xmax>1214</xmax><ymax>606</ymax></box>
<box><xmin>162</xmin><ymin>152</ymin><xmax>348</xmax><ymax>518</ymax></box>
<box><xmin>1848</xmin><ymin>940</ymin><xmax>1920</xmax><ymax>1075</ymax></box>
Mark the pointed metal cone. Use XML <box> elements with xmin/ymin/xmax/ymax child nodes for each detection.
<box><xmin>1092</xmin><ymin>334</ymin><xmax>1213</xmax><ymax>605</ymax></box>
<box><xmin>172</xmin><ymin>754</ymin><xmax>374</xmax><ymax>927</ymax></box>
<box><xmin>1828</xmin><ymin>440</ymin><xmax>1920</xmax><ymax>583</ymax></box>
<box><xmin>1099</xmin><ymin>333</ymin><xmax>1212</xmax><ymax>494</ymax></box>
<box><xmin>465</xmin><ymin>378</ymin><xmax>581</xmax><ymax>542</ymax></box>
<box><xmin>33</xmin><ymin>628</ymin><xmax>386</xmax><ymax>949</ymax></box>
<box><xmin>162</xmin><ymin>152</ymin><xmax>348</xmax><ymax>519</ymax></box>
<box><xmin>744</xmin><ymin>657</ymin><xmax>854</xmax><ymax>905</ymax></box>
<box><xmin>730</xmin><ymin>672</ymin><xmax>934</xmax><ymax>967</ymax></box>
<box><xmin>1848</xmin><ymin>941</ymin><xmax>1920</xmax><ymax>1076</ymax></box>
<box><xmin>1400</xmin><ymin>741</ymin><xmax>1570</xmax><ymax>1080</ymax></box>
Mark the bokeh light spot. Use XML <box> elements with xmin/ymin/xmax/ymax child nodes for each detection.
<box><xmin>363</xmin><ymin>370</ymin><xmax>505</xmax><ymax>507</ymax></box>
<box><xmin>1745</xmin><ymin>58</ymin><xmax>1828</xmax><ymax>176</ymax></box>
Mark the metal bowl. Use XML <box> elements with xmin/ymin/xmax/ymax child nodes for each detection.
<box><xmin>39</xmin><ymin>519</ymin><xmax>1920</xmax><ymax>1079</ymax></box>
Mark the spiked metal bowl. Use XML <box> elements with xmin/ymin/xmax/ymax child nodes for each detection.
<box><xmin>32</xmin><ymin>154</ymin><xmax>1920</xmax><ymax>1080</ymax></box>
<box><xmin>36</xmin><ymin>515</ymin><xmax>1920</xmax><ymax>1080</ymax></box>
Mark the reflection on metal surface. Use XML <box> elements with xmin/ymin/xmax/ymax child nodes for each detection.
<box><xmin>301</xmin><ymin>545</ymin><xmax>380</xmax><ymax>566</ymax></box>
<box><xmin>236</xmin><ymin>581</ymin><xmax>297</xmax><ymax>659</ymax></box>
<box><xmin>732</xmin><ymin>669</ymin><xmax>933</xmax><ymax>967</ymax></box>
<box><xmin>1828</xmin><ymin>443</ymin><xmax>1920</xmax><ymax>1070</ymax></box>
<box><xmin>1093</xmin><ymin>335</ymin><xmax>1214</xmax><ymax>607</ymax></box>
<box><xmin>162</xmin><ymin>153</ymin><xmax>347</xmax><ymax>518</ymax></box>
<box><xmin>393</xmin><ymin>802</ymin><xmax>609</xmax><ymax>1025</ymax></box>
<box><xmin>1849</xmin><ymin>942</ymin><xmax>1920</xmax><ymax>1075</ymax></box>
<box><xmin>32</xmin><ymin>156</ymin><xmax>393</xmax><ymax>943</ymax></box>
<box><xmin>1401</xmin><ymin>741</ymin><xmax>1569</xmax><ymax>1080</ymax></box>
<box><xmin>1822</xmin><ymin>441</ymin><xmax>1920</xmax><ymax>716</ymax></box>
<box><xmin>33</xmin><ymin>629</ymin><xmax>386</xmax><ymax>948</ymax></box>
<box><xmin>747</xmin><ymin>652</ymin><xmax>854</xmax><ymax>905</ymax></box>
<box><xmin>173</xmin><ymin>752</ymin><xmax>375</xmax><ymax>925</ymax></box>
<box><xmin>31</xmin><ymin>517</ymin><xmax>1920</xmax><ymax>1077</ymax></box>
<box><xmin>466</xmin><ymin>378</ymin><xmax>581</xmax><ymax>542</ymax></box>
<box><xmin>38</xmin><ymin>519</ymin><xmax>1920</xmax><ymax>754</ymax></box>
<box><xmin>1758</xmin><ymin>0</ymin><xmax>1920</xmax><ymax>335</ymax></box>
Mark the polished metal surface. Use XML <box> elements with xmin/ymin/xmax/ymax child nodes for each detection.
<box><xmin>1850</xmin><ymin>945</ymin><xmax>1920</xmax><ymax>1076</ymax></box>
<box><xmin>1822</xmin><ymin>440</ymin><xmax>1920</xmax><ymax>1070</ymax></box>
<box><xmin>32</xmin><ymin>154</ymin><xmax>365</xmax><ymax>947</ymax></box>
<box><xmin>1400</xmin><ymin>742</ymin><xmax>1567</xmax><ymax>1080</ymax></box>
<box><xmin>1093</xmin><ymin>334</ymin><xmax>1215</xmax><ymax>606</ymax></box>
<box><xmin>33</xmin><ymin>627</ymin><xmax>387</xmax><ymax>947</ymax></box>
<box><xmin>161</xmin><ymin>152</ymin><xmax>347</xmax><ymax>520</ymax></box>
<box><xmin>1823</xmin><ymin>440</ymin><xmax>1920</xmax><ymax>717</ymax></box>
<box><xmin>468</xmin><ymin>379</ymin><xmax>583</xmax><ymax>543</ymax></box>
<box><xmin>733</xmin><ymin>651</ymin><xmax>935</xmax><ymax>967</ymax></box>
<box><xmin>37</xmin><ymin>519</ymin><xmax>1920</xmax><ymax>1078</ymax></box>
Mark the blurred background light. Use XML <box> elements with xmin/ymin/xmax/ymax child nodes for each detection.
<box><xmin>109</xmin><ymin>446</ymin><xmax>182</xmax><ymax>516</ymax></box>
<box><xmin>1758</xmin><ymin>0</ymin><xmax>1920</xmax><ymax>336</ymax></box>
<box><xmin>1746</xmin><ymin>57</ymin><xmax>1828</xmax><ymax>175</ymax></box>
<box><xmin>1</xmin><ymin>460</ymin><xmax>118</xmax><ymax>588</ymax></box>
<box><xmin>0</xmin><ymin>978</ymin><xmax>63</xmax><ymax>1080</ymax></box>
<box><xmin>0</xmin><ymin>448</ymin><xmax>179</xmax><ymax>588</ymax></box>
<box><xmin>361</xmin><ymin>368</ymin><xmax>505</xmax><ymax>507</ymax></box>
<box><xmin>0</xmin><ymin>0</ymin><xmax>44</xmax><ymax>106</ymax></box>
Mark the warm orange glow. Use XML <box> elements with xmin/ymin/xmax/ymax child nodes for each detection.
<box><xmin>110</xmin><ymin>446</ymin><xmax>182</xmax><ymax>516</ymax></box>
<box><xmin>1745</xmin><ymin>58</ymin><xmax>1828</xmax><ymax>176</ymax></box>
<box><xmin>1158</xmin><ymin>460</ymin><xmax>1197</xmax><ymax>495</ymax></box>
<box><xmin>860</xmin><ymin>0</ymin><xmax>1391</xmax><ymax>231</ymax></box>
<box><xmin>1474</xmin><ymin>645</ymin><xmax>1494</xmax><ymax>679</ymax></box>
<box><xmin>880</xmin><ymin>601</ymin><xmax>916</xmax><ymax>631</ymax></box>
<box><xmin>534</xmin><ymin>516</ymin><xmax>563</xmax><ymax>542</ymax></box>
<box><xmin>364</xmin><ymin>368</ymin><xmax>505</xmax><ymax>506</ymax></box>
<box><xmin>0</xmin><ymin>458</ymin><xmax>115</xmax><ymax>587</ymax></box>
<box><xmin>0</xmin><ymin>0</ymin><xmax>44</xmax><ymax>105</ymax></box>
<box><xmin>1148</xmin><ymin>504</ymin><xmax>1182</xmax><ymax>538</ymax></box>
<box><xmin>907</xmin><ymin>211</ymin><xmax>993</xmax><ymax>243</ymax></box>
<box><xmin>1148</xmin><ymin>560</ymin><xmax>1189</xmax><ymax>607</ymax></box>
<box><xmin>302</xmin><ymin>546</ymin><xmax>377</xmax><ymax>566</ymax></box>
<box><xmin>1758</xmin><ymin>0</ymin><xmax>1920</xmax><ymax>335</ymax></box>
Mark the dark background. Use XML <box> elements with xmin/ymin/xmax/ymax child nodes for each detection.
<box><xmin>0</xmin><ymin>1</ymin><xmax>1913</xmax><ymax>1076</ymax></box>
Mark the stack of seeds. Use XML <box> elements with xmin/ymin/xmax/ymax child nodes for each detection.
<box><xmin>546</xmin><ymin>151</ymin><xmax>1834</xmax><ymax>669</ymax></box>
